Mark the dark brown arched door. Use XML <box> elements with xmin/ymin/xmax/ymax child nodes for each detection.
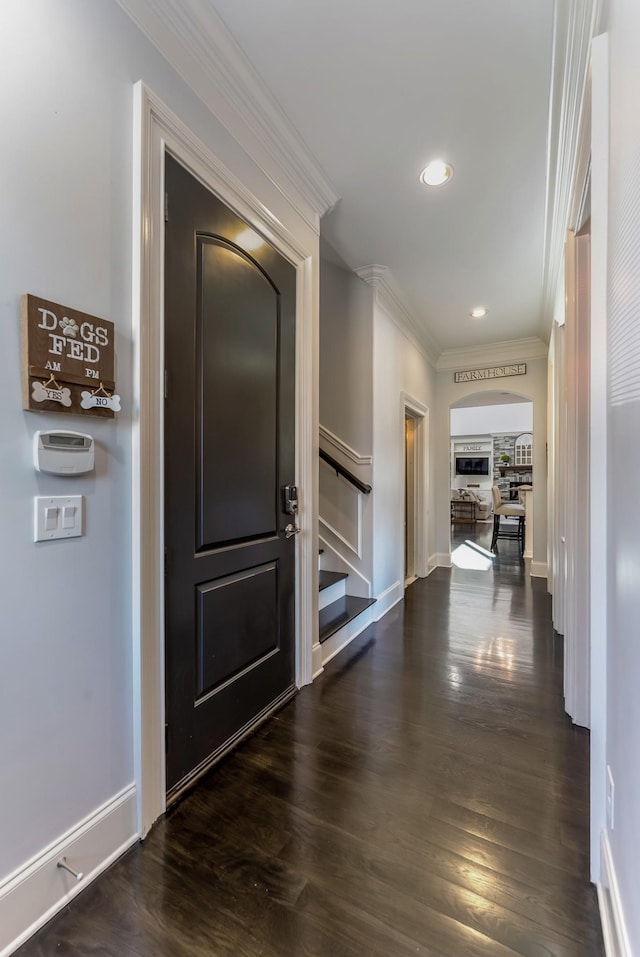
<box><xmin>164</xmin><ymin>154</ymin><xmax>296</xmax><ymax>796</ymax></box>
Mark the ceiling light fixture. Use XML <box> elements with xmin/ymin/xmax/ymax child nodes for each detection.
<box><xmin>469</xmin><ymin>306</ymin><xmax>488</xmax><ymax>319</ymax></box>
<box><xmin>419</xmin><ymin>160</ymin><xmax>454</xmax><ymax>187</ymax></box>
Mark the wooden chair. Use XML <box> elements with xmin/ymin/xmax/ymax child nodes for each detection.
<box><xmin>491</xmin><ymin>485</ymin><xmax>525</xmax><ymax>553</ymax></box>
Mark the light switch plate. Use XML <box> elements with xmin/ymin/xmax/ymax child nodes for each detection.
<box><xmin>34</xmin><ymin>496</ymin><xmax>83</xmax><ymax>542</ymax></box>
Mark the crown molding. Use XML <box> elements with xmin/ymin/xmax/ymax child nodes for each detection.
<box><xmin>354</xmin><ymin>265</ymin><xmax>440</xmax><ymax>367</ymax></box>
<box><xmin>115</xmin><ymin>0</ymin><xmax>339</xmax><ymax>229</ymax></box>
<box><xmin>436</xmin><ymin>337</ymin><xmax>548</xmax><ymax>372</ymax></box>
<box><xmin>540</xmin><ymin>0</ymin><xmax>601</xmax><ymax>338</ymax></box>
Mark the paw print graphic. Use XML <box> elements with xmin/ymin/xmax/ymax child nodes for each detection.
<box><xmin>60</xmin><ymin>316</ymin><xmax>79</xmax><ymax>338</ymax></box>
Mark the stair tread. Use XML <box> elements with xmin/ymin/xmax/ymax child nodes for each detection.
<box><xmin>319</xmin><ymin>570</ymin><xmax>349</xmax><ymax>591</ymax></box>
<box><xmin>319</xmin><ymin>595</ymin><xmax>376</xmax><ymax>644</ymax></box>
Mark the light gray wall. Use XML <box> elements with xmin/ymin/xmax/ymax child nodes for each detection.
<box><xmin>318</xmin><ymin>243</ymin><xmax>374</xmax><ymax>589</ymax></box>
<box><xmin>603</xmin><ymin>0</ymin><xmax>640</xmax><ymax>947</ymax></box>
<box><xmin>0</xmin><ymin>0</ymin><xmax>316</xmax><ymax>885</ymax></box>
<box><xmin>319</xmin><ymin>240</ymin><xmax>374</xmax><ymax>454</ymax></box>
<box><xmin>372</xmin><ymin>304</ymin><xmax>437</xmax><ymax>598</ymax></box>
<box><xmin>319</xmin><ymin>253</ymin><xmax>438</xmax><ymax>602</ymax></box>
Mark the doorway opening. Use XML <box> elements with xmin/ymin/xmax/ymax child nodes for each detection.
<box><xmin>449</xmin><ymin>392</ymin><xmax>534</xmax><ymax>566</ymax></box>
<box><xmin>163</xmin><ymin>154</ymin><xmax>297</xmax><ymax>800</ymax></box>
<box><xmin>405</xmin><ymin>413</ymin><xmax>417</xmax><ymax>585</ymax></box>
<box><xmin>132</xmin><ymin>84</ymin><xmax>316</xmax><ymax>837</ymax></box>
<box><xmin>402</xmin><ymin>396</ymin><xmax>429</xmax><ymax>585</ymax></box>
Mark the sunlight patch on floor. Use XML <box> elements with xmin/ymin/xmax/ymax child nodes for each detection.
<box><xmin>451</xmin><ymin>542</ymin><xmax>494</xmax><ymax>571</ymax></box>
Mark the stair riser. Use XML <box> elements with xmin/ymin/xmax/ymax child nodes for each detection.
<box><xmin>318</xmin><ymin>579</ymin><xmax>347</xmax><ymax>610</ymax></box>
<box><xmin>320</xmin><ymin>606</ymin><xmax>375</xmax><ymax>667</ymax></box>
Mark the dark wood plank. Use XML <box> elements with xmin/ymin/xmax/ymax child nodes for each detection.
<box><xmin>319</xmin><ymin>569</ymin><xmax>348</xmax><ymax>590</ymax></box>
<box><xmin>318</xmin><ymin>595</ymin><xmax>376</xmax><ymax>642</ymax></box>
<box><xmin>15</xmin><ymin>524</ymin><xmax>604</xmax><ymax>957</ymax></box>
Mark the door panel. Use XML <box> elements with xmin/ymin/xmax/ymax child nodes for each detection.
<box><xmin>195</xmin><ymin>563</ymin><xmax>279</xmax><ymax>700</ymax></box>
<box><xmin>164</xmin><ymin>154</ymin><xmax>296</xmax><ymax>794</ymax></box>
<box><xmin>197</xmin><ymin>237</ymin><xmax>279</xmax><ymax>549</ymax></box>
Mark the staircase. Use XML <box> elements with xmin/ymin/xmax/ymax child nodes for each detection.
<box><xmin>318</xmin><ymin>568</ymin><xmax>376</xmax><ymax>664</ymax></box>
<box><xmin>317</xmin><ymin>432</ymin><xmax>375</xmax><ymax>665</ymax></box>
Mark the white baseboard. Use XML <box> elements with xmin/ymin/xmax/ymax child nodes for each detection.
<box><xmin>435</xmin><ymin>552</ymin><xmax>452</xmax><ymax>568</ymax></box>
<box><xmin>426</xmin><ymin>554</ymin><xmax>438</xmax><ymax>575</ymax></box>
<box><xmin>0</xmin><ymin>784</ymin><xmax>138</xmax><ymax>957</ymax></box>
<box><xmin>530</xmin><ymin>560</ymin><xmax>548</xmax><ymax>578</ymax></box>
<box><xmin>373</xmin><ymin>580</ymin><xmax>403</xmax><ymax>620</ymax></box>
<box><xmin>321</xmin><ymin>605</ymin><xmax>375</xmax><ymax>667</ymax></box>
<box><xmin>598</xmin><ymin>831</ymin><xmax>632</xmax><ymax>957</ymax></box>
<box><xmin>312</xmin><ymin>640</ymin><xmax>324</xmax><ymax>679</ymax></box>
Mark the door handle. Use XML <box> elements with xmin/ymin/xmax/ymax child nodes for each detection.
<box><xmin>284</xmin><ymin>523</ymin><xmax>300</xmax><ymax>539</ymax></box>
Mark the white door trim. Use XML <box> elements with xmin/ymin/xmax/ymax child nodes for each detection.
<box><xmin>401</xmin><ymin>393</ymin><xmax>430</xmax><ymax>580</ymax></box>
<box><xmin>131</xmin><ymin>82</ymin><xmax>317</xmax><ymax>837</ymax></box>
<box><xmin>589</xmin><ymin>30</ymin><xmax>609</xmax><ymax>884</ymax></box>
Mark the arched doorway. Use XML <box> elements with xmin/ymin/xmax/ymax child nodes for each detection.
<box><xmin>449</xmin><ymin>390</ymin><xmax>535</xmax><ymax>565</ymax></box>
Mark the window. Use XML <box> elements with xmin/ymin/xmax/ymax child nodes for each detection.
<box><xmin>514</xmin><ymin>433</ymin><xmax>533</xmax><ymax>466</ymax></box>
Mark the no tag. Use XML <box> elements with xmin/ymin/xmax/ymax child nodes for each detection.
<box><xmin>80</xmin><ymin>390</ymin><xmax>121</xmax><ymax>412</ymax></box>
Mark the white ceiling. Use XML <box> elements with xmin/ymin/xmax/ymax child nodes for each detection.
<box><xmin>451</xmin><ymin>391</ymin><xmax>532</xmax><ymax>408</ymax></box>
<box><xmin>209</xmin><ymin>0</ymin><xmax>555</xmax><ymax>352</ymax></box>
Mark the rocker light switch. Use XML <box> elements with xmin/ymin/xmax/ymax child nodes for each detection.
<box><xmin>62</xmin><ymin>505</ymin><xmax>75</xmax><ymax>529</ymax></box>
<box><xmin>44</xmin><ymin>506</ymin><xmax>58</xmax><ymax>531</ymax></box>
<box><xmin>34</xmin><ymin>496</ymin><xmax>83</xmax><ymax>542</ymax></box>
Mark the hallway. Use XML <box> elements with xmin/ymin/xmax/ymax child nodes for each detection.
<box><xmin>18</xmin><ymin>535</ymin><xmax>604</xmax><ymax>957</ymax></box>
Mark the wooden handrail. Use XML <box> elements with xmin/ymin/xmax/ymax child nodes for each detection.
<box><xmin>319</xmin><ymin>448</ymin><xmax>372</xmax><ymax>494</ymax></box>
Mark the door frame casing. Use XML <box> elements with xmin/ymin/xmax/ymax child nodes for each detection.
<box><xmin>131</xmin><ymin>82</ymin><xmax>317</xmax><ymax>837</ymax></box>
<box><xmin>404</xmin><ymin>413</ymin><xmax>417</xmax><ymax>586</ymax></box>
<box><xmin>401</xmin><ymin>393</ymin><xmax>429</xmax><ymax>580</ymax></box>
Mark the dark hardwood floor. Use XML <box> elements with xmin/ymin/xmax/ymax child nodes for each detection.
<box><xmin>18</xmin><ymin>523</ymin><xmax>604</xmax><ymax>956</ymax></box>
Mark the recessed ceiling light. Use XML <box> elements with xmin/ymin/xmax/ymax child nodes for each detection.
<box><xmin>469</xmin><ymin>306</ymin><xmax>488</xmax><ymax>319</ymax></box>
<box><xmin>419</xmin><ymin>160</ymin><xmax>454</xmax><ymax>187</ymax></box>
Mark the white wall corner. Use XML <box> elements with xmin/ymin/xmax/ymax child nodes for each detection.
<box><xmin>311</xmin><ymin>640</ymin><xmax>324</xmax><ymax>680</ymax></box>
<box><xmin>115</xmin><ymin>0</ymin><xmax>339</xmax><ymax>228</ymax></box>
<box><xmin>435</xmin><ymin>552</ymin><xmax>453</xmax><ymax>568</ymax></box>
<box><xmin>598</xmin><ymin>831</ymin><xmax>633</xmax><ymax>957</ymax></box>
<box><xmin>354</xmin><ymin>264</ymin><xmax>440</xmax><ymax>367</ymax></box>
<box><xmin>427</xmin><ymin>554</ymin><xmax>439</xmax><ymax>575</ymax></box>
<box><xmin>373</xmin><ymin>580</ymin><xmax>404</xmax><ymax>620</ymax></box>
<box><xmin>530</xmin><ymin>560</ymin><xmax>548</xmax><ymax>578</ymax></box>
<box><xmin>0</xmin><ymin>785</ymin><xmax>138</xmax><ymax>957</ymax></box>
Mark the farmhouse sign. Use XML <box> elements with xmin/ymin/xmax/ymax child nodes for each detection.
<box><xmin>454</xmin><ymin>363</ymin><xmax>526</xmax><ymax>384</ymax></box>
<box><xmin>22</xmin><ymin>295</ymin><xmax>118</xmax><ymax>419</ymax></box>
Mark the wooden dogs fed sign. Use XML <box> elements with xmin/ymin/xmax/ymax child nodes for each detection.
<box><xmin>22</xmin><ymin>295</ymin><xmax>120</xmax><ymax>418</ymax></box>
